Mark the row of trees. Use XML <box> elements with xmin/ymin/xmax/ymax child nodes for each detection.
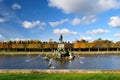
<box><xmin>74</xmin><ymin>39</ymin><xmax>120</xmax><ymax>52</ymax></box>
<box><xmin>0</xmin><ymin>39</ymin><xmax>120</xmax><ymax>52</ymax></box>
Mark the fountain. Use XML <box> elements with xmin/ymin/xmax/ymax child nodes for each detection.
<box><xmin>25</xmin><ymin>55</ymin><xmax>40</xmax><ymax>63</ymax></box>
<box><xmin>43</xmin><ymin>34</ymin><xmax>75</xmax><ymax>68</ymax></box>
<box><xmin>43</xmin><ymin>34</ymin><xmax>75</xmax><ymax>61</ymax></box>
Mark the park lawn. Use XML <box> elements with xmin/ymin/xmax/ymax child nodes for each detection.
<box><xmin>0</xmin><ymin>73</ymin><xmax>120</xmax><ymax>80</ymax></box>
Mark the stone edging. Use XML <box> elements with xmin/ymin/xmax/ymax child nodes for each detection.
<box><xmin>0</xmin><ymin>69</ymin><xmax>120</xmax><ymax>74</ymax></box>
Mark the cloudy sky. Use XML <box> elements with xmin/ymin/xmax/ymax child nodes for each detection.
<box><xmin>0</xmin><ymin>0</ymin><xmax>120</xmax><ymax>42</ymax></box>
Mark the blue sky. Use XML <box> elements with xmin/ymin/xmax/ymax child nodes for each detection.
<box><xmin>0</xmin><ymin>0</ymin><xmax>120</xmax><ymax>42</ymax></box>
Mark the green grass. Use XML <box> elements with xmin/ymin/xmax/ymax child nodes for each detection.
<box><xmin>0</xmin><ymin>73</ymin><xmax>120</xmax><ymax>80</ymax></box>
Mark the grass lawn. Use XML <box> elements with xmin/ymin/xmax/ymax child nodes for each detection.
<box><xmin>0</xmin><ymin>73</ymin><xmax>120</xmax><ymax>80</ymax></box>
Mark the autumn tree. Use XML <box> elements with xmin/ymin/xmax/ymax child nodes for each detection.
<box><xmin>93</xmin><ymin>38</ymin><xmax>103</xmax><ymax>52</ymax></box>
<box><xmin>74</xmin><ymin>40</ymin><xmax>86</xmax><ymax>51</ymax></box>
<box><xmin>115</xmin><ymin>41</ymin><xmax>120</xmax><ymax>52</ymax></box>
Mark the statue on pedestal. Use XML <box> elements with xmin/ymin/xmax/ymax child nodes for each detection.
<box><xmin>43</xmin><ymin>34</ymin><xmax>75</xmax><ymax>62</ymax></box>
<box><xmin>59</xmin><ymin>34</ymin><xmax>63</xmax><ymax>43</ymax></box>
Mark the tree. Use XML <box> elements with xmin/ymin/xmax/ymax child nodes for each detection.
<box><xmin>105</xmin><ymin>40</ymin><xmax>113</xmax><ymax>52</ymax></box>
<box><xmin>6</xmin><ymin>41</ymin><xmax>12</xmax><ymax>51</ymax></box>
<box><xmin>86</xmin><ymin>42</ymin><xmax>93</xmax><ymax>52</ymax></box>
<box><xmin>74</xmin><ymin>40</ymin><xmax>86</xmax><ymax>51</ymax></box>
<box><xmin>93</xmin><ymin>38</ymin><xmax>102</xmax><ymax>52</ymax></box>
<box><xmin>116</xmin><ymin>41</ymin><xmax>120</xmax><ymax>52</ymax></box>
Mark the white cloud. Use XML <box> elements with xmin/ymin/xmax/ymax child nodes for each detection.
<box><xmin>22</xmin><ymin>20</ymin><xmax>46</xmax><ymax>29</ymax></box>
<box><xmin>0</xmin><ymin>18</ymin><xmax>6</xmax><ymax>23</ymax></box>
<box><xmin>80</xmin><ymin>36</ymin><xmax>93</xmax><ymax>41</ymax></box>
<box><xmin>86</xmin><ymin>28</ymin><xmax>109</xmax><ymax>35</ymax></box>
<box><xmin>49</xmin><ymin>18</ymin><xmax>68</xmax><ymax>27</ymax></box>
<box><xmin>53</xmin><ymin>28</ymin><xmax>78</xmax><ymax>36</ymax></box>
<box><xmin>71</xmin><ymin>18</ymin><xmax>81</xmax><ymax>25</ymax></box>
<box><xmin>0</xmin><ymin>34</ymin><xmax>5</xmax><ymax>42</ymax></box>
<box><xmin>39</xmin><ymin>26</ymin><xmax>45</xmax><ymax>30</ymax></box>
<box><xmin>108</xmin><ymin>16</ymin><xmax>120</xmax><ymax>28</ymax></box>
<box><xmin>12</xmin><ymin>3</ymin><xmax>21</xmax><ymax>10</ymax></box>
<box><xmin>115</xmin><ymin>33</ymin><xmax>120</xmax><ymax>37</ymax></box>
<box><xmin>10</xmin><ymin>38</ymin><xmax>28</xmax><ymax>41</ymax></box>
<box><xmin>71</xmin><ymin>15</ymin><xmax>97</xmax><ymax>25</ymax></box>
<box><xmin>48</xmin><ymin>0</ymin><xmax>120</xmax><ymax>15</ymax></box>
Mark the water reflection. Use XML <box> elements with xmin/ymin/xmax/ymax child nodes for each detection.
<box><xmin>0</xmin><ymin>54</ymin><xmax>120</xmax><ymax>69</ymax></box>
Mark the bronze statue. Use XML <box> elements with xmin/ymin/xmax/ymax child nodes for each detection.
<box><xmin>59</xmin><ymin>34</ymin><xmax>63</xmax><ymax>43</ymax></box>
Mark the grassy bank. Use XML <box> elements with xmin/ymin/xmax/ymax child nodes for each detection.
<box><xmin>1</xmin><ymin>51</ymin><xmax>120</xmax><ymax>55</ymax></box>
<box><xmin>0</xmin><ymin>52</ymin><xmax>53</xmax><ymax>55</ymax></box>
<box><xmin>0</xmin><ymin>73</ymin><xmax>120</xmax><ymax>80</ymax></box>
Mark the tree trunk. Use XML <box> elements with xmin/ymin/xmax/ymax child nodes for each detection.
<box><xmin>79</xmin><ymin>48</ymin><xmax>81</xmax><ymax>51</ymax></box>
<box><xmin>89</xmin><ymin>48</ymin><xmax>90</xmax><ymax>52</ymax></box>
<box><xmin>107</xmin><ymin>47</ymin><xmax>109</xmax><ymax>53</ymax></box>
<box><xmin>117</xmin><ymin>48</ymin><xmax>119</xmax><ymax>52</ymax></box>
<box><xmin>98</xmin><ymin>47</ymin><xmax>100</xmax><ymax>53</ymax></box>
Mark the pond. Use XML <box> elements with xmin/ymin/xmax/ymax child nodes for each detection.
<box><xmin>0</xmin><ymin>54</ymin><xmax>120</xmax><ymax>70</ymax></box>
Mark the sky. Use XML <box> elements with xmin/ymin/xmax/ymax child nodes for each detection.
<box><xmin>0</xmin><ymin>0</ymin><xmax>120</xmax><ymax>42</ymax></box>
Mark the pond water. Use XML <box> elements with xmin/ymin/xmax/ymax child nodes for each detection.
<box><xmin>0</xmin><ymin>54</ymin><xmax>120</xmax><ymax>70</ymax></box>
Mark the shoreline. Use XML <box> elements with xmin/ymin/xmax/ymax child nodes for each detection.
<box><xmin>0</xmin><ymin>51</ymin><xmax>120</xmax><ymax>55</ymax></box>
<box><xmin>0</xmin><ymin>69</ymin><xmax>120</xmax><ymax>74</ymax></box>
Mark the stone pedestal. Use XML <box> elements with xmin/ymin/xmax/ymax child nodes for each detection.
<box><xmin>58</xmin><ymin>43</ymin><xmax>64</xmax><ymax>49</ymax></box>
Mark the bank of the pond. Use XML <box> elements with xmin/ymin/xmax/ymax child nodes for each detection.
<box><xmin>0</xmin><ymin>73</ymin><xmax>120</xmax><ymax>80</ymax></box>
<box><xmin>73</xmin><ymin>51</ymin><xmax>120</xmax><ymax>55</ymax></box>
<box><xmin>1</xmin><ymin>51</ymin><xmax>120</xmax><ymax>55</ymax></box>
<box><xmin>0</xmin><ymin>52</ymin><xmax>53</xmax><ymax>55</ymax></box>
<box><xmin>0</xmin><ymin>69</ymin><xmax>120</xmax><ymax>74</ymax></box>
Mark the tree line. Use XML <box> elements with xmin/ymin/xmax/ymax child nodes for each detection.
<box><xmin>0</xmin><ymin>38</ymin><xmax>120</xmax><ymax>52</ymax></box>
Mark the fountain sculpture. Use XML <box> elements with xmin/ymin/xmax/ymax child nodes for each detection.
<box><xmin>43</xmin><ymin>34</ymin><xmax>75</xmax><ymax>61</ymax></box>
<box><xmin>55</xmin><ymin>34</ymin><xmax>75</xmax><ymax>60</ymax></box>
